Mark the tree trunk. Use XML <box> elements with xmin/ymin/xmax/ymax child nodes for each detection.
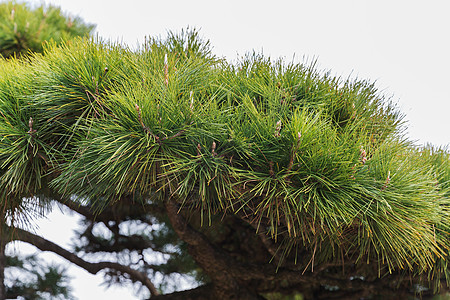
<box><xmin>0</xmin><ymin>227</ymin><xmax>6</xmax><ymax>300</ymax></box>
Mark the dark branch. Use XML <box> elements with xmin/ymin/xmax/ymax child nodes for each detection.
<box><xmin>165</xmin><ymin>200</ymin><xmax>255</xmax><ymax>298</ymax></box>
<box><xmin>4</xmin><ymin>226</ymin><xmax>159</xmax><ymax>296</ymax></box>
<box><xmin>150</xmin><ymin>284</ymin><xmax>213</xmax><ymax>300</ymax></box>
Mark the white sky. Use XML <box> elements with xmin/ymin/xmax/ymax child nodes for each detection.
<box><xmin>7</xmin><ymin>0</ymin><xmax>450</xmax><ymax>299</ymax></box>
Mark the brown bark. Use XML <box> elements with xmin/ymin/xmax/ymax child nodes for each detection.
<box><xmin>0</xmin><ymin>209</ymin><xmax>6</xmax><ymax>300</ymax></box>
<box><xmin>165</xmin><ymin>200</ymin><xmax>265</xmax><ymax>299</ymax></box>
<box><xmin>0</xmin><ymin>236</ymin><xmax>5</xmax><ymax>300</ymax></box>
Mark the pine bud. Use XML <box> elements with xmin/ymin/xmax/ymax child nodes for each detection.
<box><xmin>360</xmin><ymin>146</ymin><xmax>367</xmax><ymax>164</ymax></box>
<box><xmin>28</xmin><ymin>117</ymin><xmax>36</xmax><ymax>134</ymax></box>
<box><xmin>382</xmin><ymin>171</ymin><xmax>391</xmax><ymax>190</ymax></box>
<box><xmin>164</xmin><ymin>54</ymin><xmax>169</xmax><ymax>86</ymax></box>
<box><xmin>135</xmin><ymin>104</ymin><xmax>144</xmax><ymax>127</ymax></box>
<box><xmin>135</xmin><ymin>103</ymin><xmax>141</xmax><ymax>115</ymax></box>
<box><xmin>274</xmin><ymin>120</ymin><xmax>282</xmax><ymax>137</ymax></box>
<box><xmin>211</xmin><ymin>141</ymin><xmax>216</xmax><ymax>156</ymax></box>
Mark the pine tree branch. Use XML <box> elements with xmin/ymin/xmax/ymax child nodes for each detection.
<box><xmin>4</xmin><ymin>226</ymin><xmax>159</xmax><ymax>296</ymax></box>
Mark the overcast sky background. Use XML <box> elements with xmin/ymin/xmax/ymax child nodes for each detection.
<box><xmin>6</xmin><ymin>0</ymin><xmax>450</xmax><ymax>299</ymax></box>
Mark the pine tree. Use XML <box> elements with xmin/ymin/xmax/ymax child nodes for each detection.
<box><xmin>0</xmin><ymin>27</ymin><xmax>449</xmax><ymax>299</ymax></box>
<box><xmin>0</xmin><ymin>1</ymin><xmax>94</xmax><ymax>58</ymax></box>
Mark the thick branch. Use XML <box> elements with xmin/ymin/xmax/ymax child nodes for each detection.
<box><xmin>164</xmin><ymin>200</ymin><xmax>240</xmax><ymax>297</ymax></box>
<box><xmin>150</xmin><ymin>284</ymin><xmax>213</xmax><ymax>300</ymax></box>
<box><xmin>5</xmin><ymin>226</ymin><xmax>159</xmax><ymax>296</ymax></box>
<box><xmin>237</xmin><ymin>211</ymin><xmax>280</xmax><ymax>259</ymax></box>
<box><xmin>164</xmin><ymin>200</ymin><xmax>312</xmax><ymax>298</ymax></box>
<box><xmin>165</xmin><ymin>200</ymin><xmax>278</xmax><ymax>299</ymax></box>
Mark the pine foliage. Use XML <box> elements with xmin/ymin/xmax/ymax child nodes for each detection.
<box><xmin>0</xmin><ymin>29</ymin><xmax>449</xmax><ymax>296</ymax></box>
